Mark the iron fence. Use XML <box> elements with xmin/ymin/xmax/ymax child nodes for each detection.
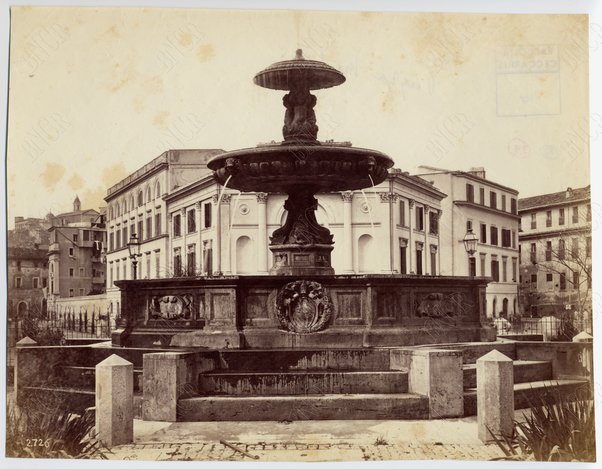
<box><xmin>41</xmin><ymin>304</ymin><xmax>115</xmax><ymax>339</ymax></box>
<box><xmin>494</xmin><ymin>315</ymin><xmax>593</xmax><ymax>341</ymax></box>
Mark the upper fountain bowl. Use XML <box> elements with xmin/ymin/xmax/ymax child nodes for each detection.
<box><xmin>253</xmin><ymin>49</ymin><xmax>345</xmax><ymax>91</ymax></box>
<box><xmin>207</xmin><ymin>142</ymin><xmax>394</xmax><ymax>193</ymax></box>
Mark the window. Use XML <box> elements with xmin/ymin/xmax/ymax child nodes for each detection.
<box><xmin>146</xmin><ymin>186</ymin><xmax>152</xmax><ymax>203</ymax></box>
<box><xmin>173</xmin><ymin>214</ymin><xmax>181</xmax><ymax>237</ymax></box>
<box><xmin>501</xmin><ymin>229</ymin><xmax>511</xmax><ymax>247</ymax></box>
<box><xmin>187</xmin><ymin>209</ymin><xmax>196</xmax><ymax>233</ymax></box>
<box><xmin>512</xmin><ymin>258</ymin><xmax>517</xmax><ymax>282</ymax></box>
<box><xmin>545</xmin><ymin>241</ymin><xmax>552</xmax><ymax>261</ymax></box>
<box><xmin>69</xmin><ymin>289</ymin><xmax>74</xmax><ymax>297</ymax></box>
<box><xmin>83</xmin><ymin>230</ymin><xmax>90</xmax><ymax>241</ymax></box>
<box><xmin>586</xmin><ymin>236</ymin><xmax>592</xmax><ymax>257</ymax></box>
<box><xmin>123</xmin><ymin>261</ymin><xmax>127</xmax><ymax>280</ymax></box>
<box><xmin>109</xmin><ymin>265</ymin><xmax>113</xmax><ymax>286</ymax></box>
<box><xmin>430</xmin><ymin>248</ymin><xmax>437</xmax><ymax>275</ymax></box>
<box><xmin>109</xmin><ymin>232</ymin><xmax>114</xmax><ymax>251</ymax></box>
<box><xmin>511</xmin><ymin>230</ymin><xmax>516</xmax><ymax>249</ymax></box>
<box><xmin>138</xmin><ymin>220</ymin><xmax>144</xmax><ymax>241</ymax></box>
<box><xmin>137</xmin><ymin>190</ymin><xmax>144</xmax><ymax>207</ymax></box>
<box><xmin>122</xmin><ymin>226</ymin><xmax>128</xmax><ymax>247</ymax></box>
<box><xmin>573</xmin><ymin>271</ymin><xmax>580</xmax><ymax>290</ymax></box>
<box><xmin>479</xmin><ymin>187</ymin><xmax>485</xmax><ymax>205</ymax></box>
<box><xmin>559</xmin><ymin>208</ymin><xmax>565</xmax><ymax>225</ymax></box>
<box><xmin>115</xmin><ymin>261</ymin><xmax>120</xmax><ymax>281</ymax></box>
<box><xmin>546</xmin><ymin>210</ymin><xmax>552</xmax><ymax>227</ymax></box>
<box><xmin>530</xmin><ymin>243</ymin><xmax>537</xmax><ymax>263</ymax></box>
<box><xmin>558</xmin><ymin>239</ymin><xmax>566</xmax><ymax>260</ymax></box>
<box><xmin>16</xmin><ymin>261</ymin><xmax>21</xmax><ymax>271</ymax></box>
<box><xmin>173</xmin><ymin>248</ymin><xmax>182</xmax><ymax>276</ymax></box>
<box><xmin>155</xmin><ymin>251</ymin><xmax>161</xmax><ymax>278</ymax></box>
<box><xmin>416</xmin><ymin>247</ymin><xmax>423</xmax><ymax>275</ymax></box>
<box><xmin>400</xmin><ymin>241</ymin><xmax>407</xmax><ymax>274</ymax></box>
<box><xmin>187</xmin><ymin>244</ymin><xmax>196</xmax><ymax>276</ymax></box>
<box><xmin>491</xmin><ymin>259</ymin><xmax>500</xmax><ymax>281</ymax></box>
<box><xmin>572</xmin><ymin>206</ymin><xmax>579</xmax><ymax>223</ymax></box>
<box><xmin>69</xmin><ymin>247</ymin><xmax>74</xmax><ymax>257</ymax></box>
<box><xmin>69</xmin><ymin>268</ymin><xmax>74</xmax><ymax>277</ymax></box>
<box><xmin>490</xmin><ymin>226</ymin><xmax>498</xmax><ymax>246</ymax></box>
<box><xmin>79</xmin><ymin>267</ymin><xmax>85</xmax><ymax>277</ymax></box>
<box><xmin>155</xmin><ymin>213</ymin><xmax>162</xmax><ymax>236</ymax></box>
<box><xmin>416</xmin><ymin>206</ymin><xmax>424</xmax><ymax>231</ymax></box>
<box><xmin>501</xmin><ymin>194</ymin><xmax>506</xmax><ymax>211</ymax></box>
<box><xmin>480</xmin><ymin>254</ymin><xmax>486</xmax><ymax>276</ymax></box>
<box><xmin>146</xmin><ymin>255</ymin><xmax>151</xmax><ymax>279</ymax></box>
<box><xmin>79</xmin><ymin>288</ymin><xmax>85</xmax><ymax>296</ymax></box>
<box><xmin>468</xmin><ymin>257</ymin><xmax>476</xmax><ymax>277</ymax></box>
<box><xmin>146</xmin><ymin>216</ymin><xmax>152</xmax><ymax>239</ymax></box>
<box><xmin>510</xmin><ymin>198</ymin><xmax>517</xmax><ymax>214</ymax></box>
<box><xmin>204</xmin><ymin>203</ymin><xmax>212</xmax><ymax>228</ymax></box>
<box><xmin>73</xmin><ymin>233</ymin><xmax>79</xmax><ymax>242</ymax></box>
<box><xmin>559</xmin><ymin>272</ymin><xmax>566</xmax><ymax>290</ymax></box>
<box><xmin>428</xmin><ymin>211</ymin><xmax>438</xmax><ymax>235</ymax></box>
<box><xmin>571</xmin><ymin>237</ymin><xmax>579</xmax><ymax>259</ymax></box>
<box><xmin>400</xmin><ymin>200</ymin><xmax>406</xmax><ymax>227</ymax></box>
<box><xmin>466</xmin><ymin>220</ymin><xmax>473</xmax><ymax>232</ymax></box>
<box><xmin>490</xmin><ymin>191</ymin><xmax>497</xmax><ymax>209</ymax></box>
<box><xmin>480</xmin><ymin>223</ymin><xmax>487</xmax><ymax>243</ymax></box>
<box><xmin>155</xmin><ymin>181</ymin><xmax>161</xmax><ymax>199</ymax></box>
<box><xmin>15</xmin><ymin>277</ymin><xmax>22</xmax><ymax>288</ymax></box>
<box><xmin>531</xmin><ymin>274</ymin><xmax>537</xmax><ymax>284</ymax></box>
<box><xmin>466</xmin><ymin>183</ymin><xmax>474</xmax><ymax>202</ymax></box>
<box><xmin>530</xmin><ymin>213</ymin><xmax>537</xmax><ymax>229</ymax></box>
<box><xmin>546</xmin><ymin>273</ymin><xmax>553</xmax><ymax>282</ymax></box>
<box><xmin>502</xmin><ymin>257</ymin><xmax>507</xmax><ymax>282</ymax></box>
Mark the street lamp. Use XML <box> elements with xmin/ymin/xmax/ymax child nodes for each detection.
<box><xmin>127</xmin><ymin>233</ymin><xmax>142</xmax><ymax>279</ymax></box>
<box><xmin>463</xmin><ymin>228</ymin><xmax>478</xmax><ymax>277</ymax></box>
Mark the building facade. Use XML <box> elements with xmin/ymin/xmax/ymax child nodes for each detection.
<box><xmin>104</xmin><ymin>149</ymin><xmax>225</xmax><ymax>309</ymax></box>
<box><xmin>518</xmin><ymin>186</ymin><xmax>592</xmax><ymax>318</ymax></box>
<box><xmin>7</xmin><ymin>247</ymin><xmax>49</xmax><ymax>318</ymax></box>
<box><xmin>47</xmin><ymin>196</ymin><xmax>106</xmax><ymax>302</ymax></box>
<box><xmin>417</xmin><ymin>166</ymin><xmax>520</xmax><ymax>319</ymax></box>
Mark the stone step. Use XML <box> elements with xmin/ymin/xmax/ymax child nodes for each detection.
<box><xmin>56</xmin><ymin>365</ymin><xmax>143</xmax><ymax>392</ymax></box>
<box><xmin>199</xmin><ymin>370</ymin><xmax>408</xmax><ymax>396</ymax></box>
<box><xmin>463</xmin><ymin>379</ymin><xmax>590</xmax><ymax>416</ymax></box>
<box><xmin>463</xmin><ymin>360</ymin><xmax>552</xmax><ymax>389</ymax></box>
<box><xmin>21</xmin><ymin>386</ymin><xmax>144</xmax><ymax>418</ymax></box>
<box><xmin>215</xmin><ymin>348</ymin><xmax>392</xmax><ymax>372</ymax></box>
<box><xmin>177</xmin><ymin>393</ymin><xmax>430</xmax><ymax>421</ymax></box>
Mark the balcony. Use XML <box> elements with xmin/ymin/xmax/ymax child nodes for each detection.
<box><xmin>48</xmin><ymin>243</ymin><xmax>60</xmax><ymax>254</ymax></box>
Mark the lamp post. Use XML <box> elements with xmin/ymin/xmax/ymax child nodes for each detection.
<box><xmin>463</xmin><ymin>228</ymin><xmax>478</xmax><ymax>277</ymax></box>
<box><xmin>127</xmin><ymin>233</ymin><xmax>142</xmax><ymax>280</ymax></box>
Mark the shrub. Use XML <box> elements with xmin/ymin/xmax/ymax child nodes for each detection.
<box><xmin>490</xmin><ymin>389</ymin><xmax>595</xmax><ymax>462</ymax></box>
<box><xmin>6</xmin><ymin>397</ymin><xmax>107</xmax><ymax>459</ymax></box>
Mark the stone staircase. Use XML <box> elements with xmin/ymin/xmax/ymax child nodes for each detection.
<box><xmin>17</xmin><ymin>342</ymin><xmax>591</xmax><ymax>422</ymax></box>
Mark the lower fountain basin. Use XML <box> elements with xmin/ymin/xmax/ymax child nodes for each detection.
<box><xmin>207</xmin><ymin>143</ymin><xmax>394</xmax><ymax>193</ymax></box>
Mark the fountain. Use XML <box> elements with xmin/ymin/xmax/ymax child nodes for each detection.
<box><xmin>111</xmin><ymin>50</ymin><xmax>493</xmax><ymax>349</ymax></box>
<box><xmin>208</xmin><ymin>49</ymin><xmax>393</xmax><ymax>276</ymax></box>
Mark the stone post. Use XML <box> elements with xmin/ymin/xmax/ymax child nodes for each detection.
<box><xmin>256</xmin><ymin>193</ymin><xmax>268</xmax><ymax>273</ymax></box>
<box><xmin>574</xmin><ymin>331</ymin><xmax>593</xmax><ymax>377</ymax></box>
<box><xmin>391</xmin><ymin>349</ymin><xmax>464</xmax><ymax>418</ymax></box>
<box><xmin>95</xmin><ymin>354</ymin><xmax>133</xmax><ymax>447</ymax></box>
<box><xmin>477</xmin><ymin>350</ymin><xmax>514</xmax><ymax>442</ymax></box>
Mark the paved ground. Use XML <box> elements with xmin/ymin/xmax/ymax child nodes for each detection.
<box><xmin>103</xmin><ymin>417</ymin><xmax>509</xmax><ymax>462</ymax></box>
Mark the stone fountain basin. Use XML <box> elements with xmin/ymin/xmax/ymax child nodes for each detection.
<box><xmin>207</xmin><ymin>143</ymin><xmax>394</xmax><ymax>193</ymax></box>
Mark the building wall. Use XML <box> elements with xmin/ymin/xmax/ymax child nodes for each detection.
<box><xmin>519</xmin><ymin>191</ymin><xmax>592</xmax><ymax>317</ymax></box>
<box><xmin>419</xmin><ymin>169</ymin><xmax>520</xmax><ymax>318</ymax></box>
<box><xmin>7</xmin><ymin>252</ymin><xmax>48</xmax><ymax>318</ymax></box>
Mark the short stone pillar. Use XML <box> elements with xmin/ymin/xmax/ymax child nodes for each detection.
<box><xmin>95</xmin><ymin>354</ymin><xmax>133</xmax><ymax>447</ymax></box>
<box><xmin>574</xmin><ymin>331</ymin><xmax>594</xmax><ymax>376</ymax></box>
<box><xmin>477</xmin><ymin>350</ymin><xmax>514</xmax><ymax>443</ymax></box>
<box><xmin>16</xmin><ymin>336</ymin><xmax>38</xmax><ymax>347</ymax></box>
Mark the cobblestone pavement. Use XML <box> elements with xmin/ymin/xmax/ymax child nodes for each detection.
<box><xmin>105</xmin><ymin>440</ymin><xmax>504</xmax><ymax>462</ymax></box>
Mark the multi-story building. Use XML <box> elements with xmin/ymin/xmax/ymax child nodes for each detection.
<box><xmin>104</xmin><ymin>149</ymin><xmax>446</xmax><ymax>314</ymax></box>
<box><xmin>7</xmin><ymin>247</ymin><xmax>49</xmax><ymax>318</ymax></box>
<box><xmin>104</xmin><ymin>149</ymin><xmax>225</xmax><ymax>309</ymax></box>
<box><xmin>518</xmin><ymin>186</ymin><xmax>592</xmax><ymax>318</ymax></box>
<box><xmin>47</xmin><ymin>196</ymin><xmax>106</xmax><ymax>301</ymax></box>
<box><xmin>416</xmin><ymin>166</ymin><xmax>520</xmax><ymax>319</ymax></box>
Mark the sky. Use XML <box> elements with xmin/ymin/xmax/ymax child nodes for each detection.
<box><xmin>6</xmin><ymin>8</ymin><xmax>590</xmax><ymax>224</ymax></box>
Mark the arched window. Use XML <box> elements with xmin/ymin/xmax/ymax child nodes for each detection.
<box><xmin>121</xmin><ymin>200</ymin><xmax>126</xmax><ymax>215</ymax></box>
<box><xmin>358</xmin><ymin>234</ymin><xmax>375</xmax><ymax>273</ymax></box>
<box><xmin>502</xmin><ymin>298</ymin><xmax>509</xmax><ymax>317</ymax></box>
<box><xmin>492</xmin><ymin>297</ymin><xmax>498</xmax><ymax>318</ymax></box>
<box><xmin>137</xmin><ymin>191</ymin><xmax>143</xmax><ymax>208</ymax></box>
<box><xmin>235</xmin><ymin>236</ymin><xmax>255</xmax><ymax>274</ymax></box>
<box><xmin>155</xmin><ymin>181</ymin><xmax>161</xmax><ymax>199</ymax></box>
<box><xmin>129</xmin><ymin>195</ymin><xmax>134</xmax><ymax>212</ymax></box>
<box><xmin>108</xmin><ymin>205</ymin><xmax>113</xmax><ymax>220</ymax></box>
<box><xmin>145</xmin><ymin>186</ymin><xmax>152</xmax><ymax>203</ymax></box>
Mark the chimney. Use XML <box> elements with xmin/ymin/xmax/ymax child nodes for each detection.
<box><xmin>469</xmin><ymin>167</ymin><xmax>486</xmax><ymax>179</ymax></box>
<box><xmin>566</xmin><ymin>187</ymin><xmax>573</xmax><ymax>198</ymax></box>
